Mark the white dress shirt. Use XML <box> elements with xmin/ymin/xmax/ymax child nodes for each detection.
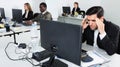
<box><xmin>93</xmin><ymin>30</ymin><xmax>106</xmax><ymax>49</ymax></box>
<box><xmin>25</xmin><ymin>10</ymin><xmax>29</xmax><ymax>18</ymax></box>
<box><xmin>42</xmin><ymin>10</ymin><xmax>47</xmax><ymax>15</ymax></box>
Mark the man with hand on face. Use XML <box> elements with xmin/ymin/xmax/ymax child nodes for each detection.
<box><xmin>82</xmin><ymin>6</ymin><xmax>120</xmax><ymax>55</ymax></box>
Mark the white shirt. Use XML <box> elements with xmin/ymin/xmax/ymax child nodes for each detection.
<box><xmin>93</xmin><ymin>30</ymin><xmax>99</xmax><ymax>48</ymax></box>
<box><xmin>93</xmin><ymin>30</ymin><xmax>106</xmax><ymax>49</ymax></box>
<box><xmin>75</xmin><ymin>8</ymin><xmax>77</xmax><ymax>12</ymax></box>
<box><xmin>42</xmin><ymin>10</ymin><xmax>47</xmax><ymax>15</ymax></box>
<box><xmin>25</xmin><ymin>10</ymin><xmax>29</xmax><ymax>18</ymax></box>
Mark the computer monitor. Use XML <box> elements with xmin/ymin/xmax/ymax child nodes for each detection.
<box><xmin>12</xmin><ymin>9</ymin><xmax>22</xmax><ymax>23</ymax></box>
<box><xmin>40</xmin><ymin>19</ymin><xmax>82</xmax><ymax>66</ymax></box>
<box><xmin>0</xmin><ymin>8</ymin><xmax>5</xmax><ymax>19</ymax></box>
<box><xmin>62</xmin><ymin>6</ymin><xmax>71</xmax><ymax>14</ymax></box>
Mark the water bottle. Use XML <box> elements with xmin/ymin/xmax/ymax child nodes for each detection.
<box><xmin>31</xmin><ymin>22</ymin><xmax>38</xmax><ymax>38</ymax></box>
<box><xmin>30</xmin><ymin>22</ymin><xmax>39</xmax><ymax>52</ymax></box>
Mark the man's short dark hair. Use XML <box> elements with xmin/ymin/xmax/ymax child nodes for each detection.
<box><xmin>86</xmin><ymin>6</ymin><xmax>104</xmax><ymax>18</ymax></box>
<box><xmin>40</xmin><ymin>2</ymin><xmax>47</xmax><ymax>8</ymax></box>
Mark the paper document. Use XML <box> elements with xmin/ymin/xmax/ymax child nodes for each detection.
<box><xmin>81</xmin><ymin>50</ymin><xmax>110</xmax><ymax>67</ymax></box>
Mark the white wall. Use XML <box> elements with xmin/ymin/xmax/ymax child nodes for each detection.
<box><xmin>0</xmin><ymin>0</ymin><xmax>44</xmax><ymax>19</ymax></box>
<box><xmin>30</xmin><ymin>0</ymin><xmax>45</xmax><ymax>13</ymax></box>
<box><xmin>78</xmin><ymin>0</ymin><xmax>101</xmax><ymax>11</ymax></box>
<box><xmin>101</xmin><ymin>0</ymin><xmax>120</xmax><ymax>26</ymax></box>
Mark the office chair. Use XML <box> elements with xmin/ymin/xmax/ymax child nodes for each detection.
<box><xmin>33</xmin><ymin>13</ymin><xmax>39</xmax><ymax>19</ymax></box>
<box><xmin>79</xmin><ymin>10</ymin><xmax>85</xmax><ymax>18</ymax></box>
<box><xmin>0</xmin><ymin>17</ymin><xmax>2</xmax><ymax>22</ymax></box>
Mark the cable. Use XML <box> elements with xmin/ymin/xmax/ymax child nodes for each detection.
<box><xmin>4</xmin><ymin>42</ymin><xmax>26</xmax><ymax>61</ymax></box>
<box><xmin>15</xmin><ymin>46</ymin><xmax>25</xmax><ymax>54</ymax></box>
<box><xmin>5</xmin><ymin>37</ymin><xmax>42</xmax><ymax>67</ymax></box>
<box><xmin>15</xmin><ymin>44</ymin><xmax>31</xmax><ymax>54</ymax></box>
<box><xmin>4</xmin><ymin>28</ymin><xmax>42</xmax><ymax>67</ymax></box>
<box><xmin>25</xmin><ymin>57</ymin><xmax>42</xmax><ymax>66</ymax></box>
<box><xmin>5</xmin><ymin>42</ymin><xmax>41</xmax><ymax>66</ymax></box>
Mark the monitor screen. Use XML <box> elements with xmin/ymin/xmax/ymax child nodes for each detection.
<box><xmin>40</xmin><ymin>19</ymin><xmax>82</xmax><ymax>66</ymax></box>
<box><xmin>12</xmin><ymin>9</ymin><xmax>22</xmax><ymax>23</ymax></box>
<box><xmin>0</xmin><ymin>8</ymin><xmax>5</xmax><ymax>19</ymax></box>
<box><xmin>62</xmin><ymin>7</ymin><xmax>71</xmax><ymax>14</ymax></box>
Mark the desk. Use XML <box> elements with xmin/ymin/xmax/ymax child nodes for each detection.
<box><xmin>1</xmin><ymin>29</ymin><xmax>120</xmax><ymax>67</ymax></box>
<box><xmin>57</xmin><ymin>16</ymin><xmax>83</xmax><ymax>25</ymax></box>
<box><xmin>0</xmin><ymin>25</ymin><xmax>40</xmax><ymax>37</ymax></box>
<box><xmin>0</xmin><ymin>28</ymin><xmax>13</xmax><ymax>37</ymax></box>
<box><xmin>81</xmin><ymin>44</ymin><xmax>110</xmax><ymax>67</ymax></box>
<box><xmin>83</xmin><ymin>46</ymin><xmax>120</xmax><ymax>67</ymax></box>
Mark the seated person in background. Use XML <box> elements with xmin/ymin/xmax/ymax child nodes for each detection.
<box><xmin>72</xmin><ymin>2</ymin><xmax>80</xmax><ymax>16</ymax></box>
<box><xmin>25</xmin><ymin>2</ymin><xmax>52</xmax><ymax>25</ymax></box>
<box><xmin>33</xmin><ymin>2</ymin><xmax>52</xmax><ymax>21</ymax></box>
<box><xmin>82</xmin><ymin>6</ymin><xmax>120</xmax><ymax>55</ymax></box>
<box><xmin>22</xmin><ymin>3</ymin><xmax>33</xmax><ymax>21</ymax></box>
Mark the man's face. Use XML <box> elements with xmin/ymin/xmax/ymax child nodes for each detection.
<box><xmin>86</xmin><ymin>14</ymin><xmax>100</xmax><ymax>30</ymax></box>
<box><xmin>39</xmin><ymin>5</ymin><xmax>46</xmax><ymax>13</ymax></box>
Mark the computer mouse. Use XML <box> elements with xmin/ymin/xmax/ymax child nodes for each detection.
<box><xmin>81</xmin><ymin>52</ymin><xmax>93</xmax><ymax>62</ymax></box>
<box><xmin>18</xmin><ymin>43</ymin><xmax>27</xmax><ymax>49</ymax></box>
<box><xmin>12</xmin><ymin>24</ymin><xmax>16</xmax><ymax>27</ymax></box>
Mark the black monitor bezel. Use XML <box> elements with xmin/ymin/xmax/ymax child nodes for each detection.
<box><xmin>40</xmin><ymin>19</ymin><xmax>82</xmax><ymax>66</ymax></box>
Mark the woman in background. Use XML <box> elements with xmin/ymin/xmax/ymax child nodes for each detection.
<box><xmin>72</xmin><ymin>2</ymin><xmax>80</xmax><ymax>16</ymax></box>
<box><xmin>22</xmin><ymin>3</ymin><xmax>33</xmax><ymax>21</ymax></box>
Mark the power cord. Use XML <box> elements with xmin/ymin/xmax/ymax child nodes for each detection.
<box><xmin>4</xmin><ymin>28</ymin><xmax>42</xmax><ymax>66</ymax></box>
<box><xmin>4</xmin><ymin>42</ymin><xmax>26</xmax><ymax>61</ymax></box>
<box><xmin>5</xmin><ymin>42</ymin><xmax>42</xmax><ymax>67</ymax></box>
<box><xmin>15</xmin><ymin>43</ymin><xmax>31</xmax><ymax>55</ymax></box>
<box><xmin>25</xmin><ymin>57</ymin><xmax>42</xmax><ymax>66</ymax></box>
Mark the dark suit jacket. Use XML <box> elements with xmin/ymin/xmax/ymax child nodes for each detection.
<box><xmin>72</xmin><ymin>7</ymin><xmax>80</xmax><ymax>15</ymax></box>
<box><xmin>116</xmin><ymin>29</ymin><xmax>120</xmax><ymax>54</ymax></box>
<box><xmin>82</xmin><ymin>19</ymin><xmax>120</xmax><ymax>55</ymax></box>
<box><xmin>32</xmin><ymin>11</ymin><xmax>52</xmax><ymax>22</ymax></box>
<box><xmin>22</xmin><ymin>10</ymin><xmax>33</xmax><ymax>21</ymax></box>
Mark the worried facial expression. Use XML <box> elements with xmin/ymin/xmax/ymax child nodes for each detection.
<box><xmin>86</xmin><ymin>14</ymin><xmax>103</xmax><ymax>30</ymax></box>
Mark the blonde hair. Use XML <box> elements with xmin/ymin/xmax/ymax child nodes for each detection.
<box><xmin>24</xmin><ymin>3</ymin><xmax>32</xmax><ymax>11</ymax></box>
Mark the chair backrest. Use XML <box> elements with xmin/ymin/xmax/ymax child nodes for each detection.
<box><xmin>33</xmin><ymin>13</ymin><xmax>39</xmax><ymax>19</ymax></box>
<box><xmin>79</xmin><ymin>10</ymin><xmax>85</xmax><ymax>18</ymax></box>
<box><xmin>0</xmin><ymin>17</ymin><xmax>2</xmax><ymax>22</ymax></box>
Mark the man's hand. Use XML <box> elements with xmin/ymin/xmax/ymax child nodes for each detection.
<box><xmin>95</xmin><ymin>18</ymin><xmax>105</xmax><ymax>34</ymax></box>
<box><xmin>81</xmin><ymin>18</ymin><xmax>89</xmax><ymax>30</ymax></box>
<box><xmin>24</xmin><ymin>20</ymin><xmax>33</xmax><ymax>25</ymax></box>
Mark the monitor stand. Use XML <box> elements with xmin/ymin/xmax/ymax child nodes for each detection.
<box><xmin>42</xmin><ymin>54</ymin><xmax>68</xmax><ymax>67</ymax></box>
